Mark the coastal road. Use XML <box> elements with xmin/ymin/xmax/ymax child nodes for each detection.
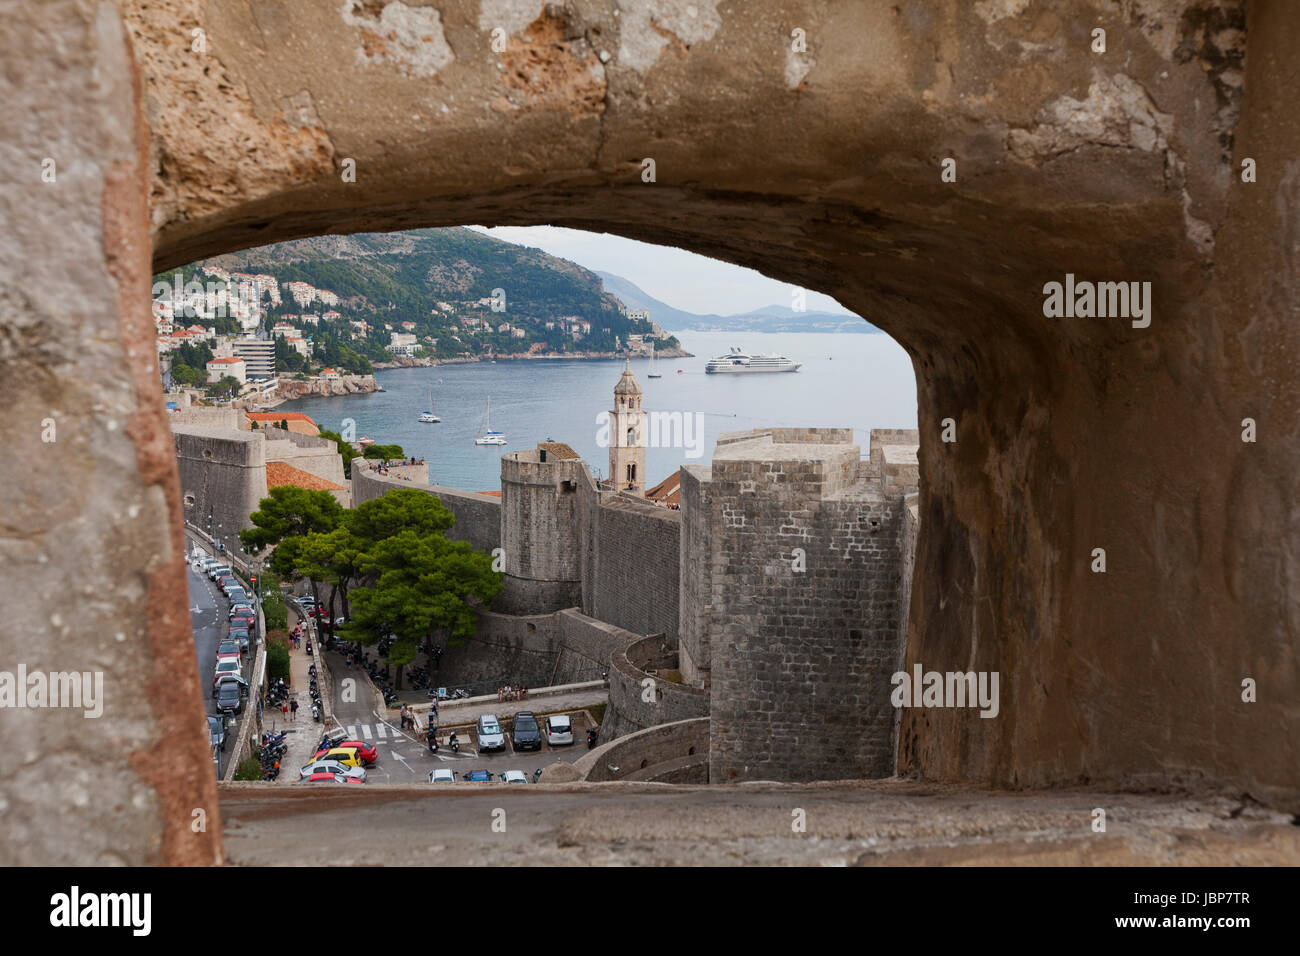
<box><xmin>187</xmin><ymin>556</ymin><xmax>236</xmax><ymax>778</ymax></box>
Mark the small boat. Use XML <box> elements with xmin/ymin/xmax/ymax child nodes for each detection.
<box><xmin>358</xmin><ymin>436</ymin><xmax>375</xmax><ymax>446</ymax></box>
<box><xmin>418</xmin><ymin>384</ymin><xmax>440</xmax><ymax>423</ymax></box>
<box><xmin>647</xmin><ymin>345</ymin><xmax>663</xmax><ymax>378</ymax></box>
<box><xmin>474</xmin><ymin>397</ymin><xmax>507</xmax><ymax>446</ymax></box>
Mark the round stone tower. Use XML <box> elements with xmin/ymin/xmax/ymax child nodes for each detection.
<box><xmin>496</xmin><ymin>444</ymin><xmax>586</xmax><ymax>614</ymax></box>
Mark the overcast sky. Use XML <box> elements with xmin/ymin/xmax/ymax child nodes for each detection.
<box><xmin>468</xmin><ymin>225</ymin><xmax>853</xmax><ymax>317</ymax></box>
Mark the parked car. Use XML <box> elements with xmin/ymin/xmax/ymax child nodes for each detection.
<box><xmin>544</xmin><ymin>714</ymin><xmax>573</xmax><ymax>746</ymax></box>
<box><xmin>226</xmin><ymin>588</ymin><xmax>248</xmax><ymax>606</ymax></box>
<box><xmin>299</xmin><ymin>759</ymin><xmax>366</xmax><ymax>782</ymax></box>
<box><xmin>212</xmin><ymin>659</ymin><xmax>242</xmax><ymax>687</ymax></box>
<box><xmin>216</xmin><ymin>642</ymin><xmax>241</xmax><ymax>665</ymax></box>
<box><xmin>476</xmin><ymin>714</ymin><xmax>506</xmax><ymax>753</ymax></box>
<box><xmin>228</xmin><ymin>601</ymin><xmax>253</xmax><ymax>619</ymax></box>
<box><xmin>215</xmin><ymin>680</ymin><xmax>243</xmax><ymax>715</ymax></box>
<box><xmin>302</xmin><ymin>771</ymin><xmax>362</xmax><ymax>785</ymax></box>
<box><xmin>228</xmin><ymin>627</ymin><xmax>251</xmax><ymax>650</ymax></box>
<box><xmin>207</xmin><ymin>715</ymin><xmax>227</xmax><ymax>750</ymax></box>
<box><xmin>511</xmin><ymin>711</ymin><xmax>542</xmax><ymax>751</ymax></box>
<box><xmin>500</xmin><ymin>770</ymin><xmax>530</xmax><ymax>784</ymax></box>
<box><xmin>312</xmin><ymin>740</ymin><xmax>377</xmax><ymax>764</ymax></box>
<box><xmin>229</xmin><ymin>610</ymin><xmax>255</xmax><ymax>629</ymax></box>
<box><xmin>209</xmin><ymin>565</ymin><xmax>231</xmax><ymax>582</ymax></box>
<box><xmin>314</xmin><ymin>747</ymin><xmax>365</xmax><ymax>768</ymax></box>
<box><xmin>428</xmin><ymin>768</ymin><xmax>456</xmax><ymax>784</ymax></box>
<box><xmin>461</xmin><ymin>770</ymin><xmax>494</xmax><ymax>782</ymax></box>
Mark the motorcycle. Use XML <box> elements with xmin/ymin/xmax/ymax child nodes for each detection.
<box><xmin>426</xmin><ymin>726</ymin><xmax>438</xmax><ymax>753</ymax></box>
<box><xmin>587</xmin><ymin>728</ymin><xmax>599</xmax><ymax>749</ymax></box>
<box><xmin>448</xmin><ymin>731</ymin><xmax>459</xmax><ymax>754</ymax></box>
<box><xmin>311</xmin><ymin>702</ymin><xmax>321</xmax><ymax>722</ymax></box>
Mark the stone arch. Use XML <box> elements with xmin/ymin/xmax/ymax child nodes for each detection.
<box><xmin>4</xmin><ymin>0</ymin><xmax>1295</xmax><ymax>863</ymax></box>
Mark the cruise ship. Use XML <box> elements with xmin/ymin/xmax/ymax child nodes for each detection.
<box><xmin>704</xmin><ymin>347</ymin><xmax>801</xmax><ymax>374</ymax></box>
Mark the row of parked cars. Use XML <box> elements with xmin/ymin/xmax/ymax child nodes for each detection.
<box><xmin>428</xmin><ymin>768</ymin><xmax>541</xmax><ymax>784</ymax></box>
<box><xmin>193</xmin><ymin>552</ymin><xmax>257</xmax><ymax>714</ymax></box>
<box><xmin>299</xmin><ymin>737</ymin><xmax>378</xmax><ymax>784</ymax></box>
<box><xmin>474</xmin><ymin>711</ymin><xmax>573</xmax><ymax>752</ymax></box>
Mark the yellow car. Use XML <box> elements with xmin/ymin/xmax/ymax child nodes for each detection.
<box><xmin>310</xmin><ymin>747</ymin><xmax>364</xmax><ymax>769</ymax></box>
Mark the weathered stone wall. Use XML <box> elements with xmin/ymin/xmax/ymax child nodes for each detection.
<box><xmin>704</xmin><ymin>432</ymin><xmax>908</xmax><ymax>782</ymax></box>
<box><xmin>7</xmin><ymin>0</ymin><xmax>1297</xmax><ymax>865</ymax></box>
<box><xmin>589</xmin><ymin>494</ymin><xmax>681</xmax><ymax>640</ymax></box>
<box><xmin>575</xmin><ymin>718</ymin><xmax>710</xmax><ymax>783</ymax></box>
<box><xmin>677</xmin><ymin>465</ymin><xmax>713</xmax><ymax>685</ymax></box>
<box><xmin>352</xmin><ymin>463</ymin><xmax>500</xmax><ymax>554</ymax></box>
<box><xmin>603</xmin><ymin>634</ymin><xmax>709</xmax><ymax>742</ymax></box>
<box><xmin>498</xmin><ymin>450</ymin><xmax>584</xmax><ymax>613</ymax></box>
<box><xmin>172</xmin><ymin>425</ymin><xmax>268</xmax><ymax>552</ymax></box>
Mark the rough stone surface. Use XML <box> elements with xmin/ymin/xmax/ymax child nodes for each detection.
<box><xmin>5</xmin><ymin>0</ymin><xmax>1296</xmax><ymax>863</ymax></box>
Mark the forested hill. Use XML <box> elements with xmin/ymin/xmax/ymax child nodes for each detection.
<box><xmin>156</xmin><ymin>228</ymin><xmax>678</xmax><ymax>369</ymax></box>
<box><xmin>203</xmin><ymin>227</ymin><xmax>627</xmax><ymax>325</ymax></box>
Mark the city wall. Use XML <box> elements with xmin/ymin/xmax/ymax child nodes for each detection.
<box><xmin>172</xmin><ymin>425</ymin><xmax>268</xmax><ymax>551</ymax></box>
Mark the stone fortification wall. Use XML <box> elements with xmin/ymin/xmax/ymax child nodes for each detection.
<box><xmin>351</xmin><ymin>462</ymin><xmax>499</xmax><ymax>554</ymax></box>
<box><xmin>602</xmin><ymin>633</ymin><xmax>709</xmax><ymax>743</ymax></box>
<box><xmin>700</xmin><ymin>430</ymin><xmax>909</xmax><ymax>783</ymax></box>
<box><xmin>172</xmin><ymin>425</ymin><xmax>268</xmax><ymax>550</ymax></box>
<box><xmin>589</xmin><ymin>494</ymin><xmax>681</xmax><ymax>640</ymax></box>
<box><xmin>574</xmin><ymin>718</ymin><xmax>710</xmax><ymax>783</ymax></box>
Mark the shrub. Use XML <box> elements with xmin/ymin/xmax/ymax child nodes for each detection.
<box><xmin>233</xmin><ymin>756</ymin><xmax>262</xmax><ymax>781</ymax></box>
<box><xmin>266</xmin><ymin>631</ymin><xmax>290</xmax><ymax>682</ymax></box>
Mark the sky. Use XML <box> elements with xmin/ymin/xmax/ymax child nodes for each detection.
<box><xmin>468</xmin><ymin>225</ymin><xmax>853</xmax><ymax>317</ymax></box>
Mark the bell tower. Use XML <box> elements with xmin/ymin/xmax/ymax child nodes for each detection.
<box><xmin>610</xmin><ymin>359</ymin><xmax>646</xmax><ymax>494</ymax></box>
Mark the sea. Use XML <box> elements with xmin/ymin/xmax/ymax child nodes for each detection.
<box><xmin>276</xmin><ymin>330</ymin><xmax>917</xmax><ymax>492</ymax></box>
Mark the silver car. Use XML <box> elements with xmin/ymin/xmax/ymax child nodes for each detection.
<box><xmin>544</xmin><ymin>714</ymin><xmax>573</xmax><ymax>746</ymax></box>
<box><xmin>477</xmin><ymin>714</ymin><xmax>506</xmax><ymax>752</ymax></box>
<box><xmin>299</xmin><ymin>759</ymin><xmax>366</xmax><ymax>782</ymax></box>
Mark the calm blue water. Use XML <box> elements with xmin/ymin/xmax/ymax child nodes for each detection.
<box><xmin>278</xmin><ymin>331</ymin><xmax>917</xmax><ymax>491</ymax></box>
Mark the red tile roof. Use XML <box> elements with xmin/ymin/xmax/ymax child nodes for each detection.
<box><xmin>246</xmin><ymin>412</ymin><xmax>318</xmax><ymax>425</ymax></box>
<box><xmin>645</xmin><ymin>470</ymin><xmax>682</xmax><ymax>507</ymax></box>
<box><xmin>265</xmin><ymin>461</ymin><xmax>346</xmax><ymax>492</ymax></box>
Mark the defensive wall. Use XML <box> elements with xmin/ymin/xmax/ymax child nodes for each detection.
<box><xmin>352</xmin><ymin>460</ymin><xmax>500</xmax><ymax>554</ymax></box>
<box><xmin>173</xmin><ymin>424</ymin><xmax>268</xmax><ymax>551</ymax></box>
<box><xmin>602</xmin><ymin>633</ymin><xmax>709</xmax><ymax>743</ymax></box>
<box><xmin>688</xmin><ymin>428</ymin><xmax>914</xmax><ymax>783</ymax></box>
<box><xmin>574</xmin><ymin>718</ymin><xmax>711</xmax><ymax>784</ymax></box>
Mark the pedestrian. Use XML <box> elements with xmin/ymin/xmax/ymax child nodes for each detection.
<box><xmin>290</xmin><ymin>698</ymin><xmax>298</xmax><ymax>721</ymax></box>
<box><xmin>281</xmin><ymin>701</ymin><xmax>288</xmax><ymax>719</ymax></box>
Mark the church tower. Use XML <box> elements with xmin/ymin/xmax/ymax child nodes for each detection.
<box><xmin>610</xmin><ymin>359</ymin><xmax>646</xmax><ymax>494</ymax></box>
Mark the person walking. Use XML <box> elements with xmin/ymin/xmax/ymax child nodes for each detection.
<box><xmin>290</xmin><ymin>698</ymin><xmax>298</xmax><ymax>722</ymax></box>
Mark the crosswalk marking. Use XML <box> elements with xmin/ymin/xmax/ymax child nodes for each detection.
<box><xmin>346</xmin><ymin>725</ymin><xmax>356</xmax><ymax>738</ymax></box>
<box><xmin>375</xmin><ymin>723</ymin><xmax>386</xmax><ymax>738</ymax></box>
<box><xmin>361</xmin><ymin>724</ymin><xmax>372</xmax><ymax>737</ymax></box>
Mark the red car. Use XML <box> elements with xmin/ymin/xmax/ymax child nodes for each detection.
<box><xmin>313</xmin><ymin>740</ymin><xmax>377</xmax><ymax>764</ymax></box>
<box><xmin>303</xmin><ymin>772</ymin><xmax>361</xmax><ymax>785</ymax></box>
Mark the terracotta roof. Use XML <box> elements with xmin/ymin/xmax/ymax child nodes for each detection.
<box><xmin>538</xmin><ymin>441</ymin><xmax>580</xmax><ymax>460</ymax></box>
<box><xmin>246</xmin><ymin>412</ymin><xmax>318</xmax><ymax>425</ymax></box>
<box><xmin>645</xmin><ymin>469</ymin><xmax>682</xmax><ymax>507</ymax></box>
<box><xmin>265</xmin><ymin>461</ymin><xmax>346</xmax><ymax>492</ymax></box>
<box><xmin>207</xmin><ymin>356</ymin><xmax>244</xmax><ymax>364</ymax></box>
<box><xmin>476</xmin><ymin>490</ymin><xmax>502</xmax><ymax>498</ymax></box>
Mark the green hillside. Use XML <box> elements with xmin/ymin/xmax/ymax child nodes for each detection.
<box><xmin>155</xmin><ymin>227</ymin><xmax>678</xmax><ymax>372</ymax></box>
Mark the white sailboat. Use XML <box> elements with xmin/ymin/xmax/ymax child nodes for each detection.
<box><xmin>647</xmin><ymin>344</ymin><xmax>663</xmax><ymax>378</ymax></box>
<box><xmin>418</xmin><ymin>383</ymin><xmax>440</xmax><ymax>423</ymax></box>
<box><xmin>474</xmin><ymin>397</ymin><xmax>506</xmax><ymax>445</ymax></box>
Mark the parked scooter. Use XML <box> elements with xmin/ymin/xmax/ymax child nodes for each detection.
<box><xmin>426</xmin><ymin>725</ymin><xmax>438</xmax><ymax>753</ymax></box>
<box><xmin>448</xmin><ymin>731</ymin><xmax>459</xmax><ymax>753</ymax></box>
<box><xmin>587</xmin><ymin>728</ymin><xmax>599</xmax><ymax>749</ymax></box>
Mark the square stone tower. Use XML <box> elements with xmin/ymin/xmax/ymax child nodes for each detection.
<box><xmin>609</xmin><ymin>359</ymin><xmax>646</xmax><ymax>494</ymax></box>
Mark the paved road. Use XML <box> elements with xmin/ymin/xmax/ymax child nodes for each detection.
<box><xmin>319</xmin><ymin>647</ymin><xmax>594</xmax><ymax>784</ymax></box>
<box><xmin>186</xmin><ymin>555</ymin><xmax>239</xmax><ymax>778</ymax></box>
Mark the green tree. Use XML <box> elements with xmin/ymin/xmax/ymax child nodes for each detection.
<box><xmin>362</xmin><ymin>443</ymin><xmax>406</xmax><ymax>460</ymax></box>
<box><xmin>347</xmin><ymin>488</ymin><xmax>454</xmax><ymax>546</ymax></box>
<box><xmin>239</xmin><ymin>486</ymin><xmax>345</xmax><ymax>553</ymax></box>
<box><xmin>294</xmin><ymin>526</ymin><xmax>367</xmax><ymax>620</ymax></box>
<box><xmin>319</xmin><ymin>428</ymin><xmax>360</xmax><ymax>478</ymax></box>
<box><xmin>343</xmin><ymin>528</ymin><xmax>501</xmax><ymax>681</ymax></box>
<box><xmin>170</xmin><ymin>363</ymin><xmax>202</xmax><ymax>386</ymax></box>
